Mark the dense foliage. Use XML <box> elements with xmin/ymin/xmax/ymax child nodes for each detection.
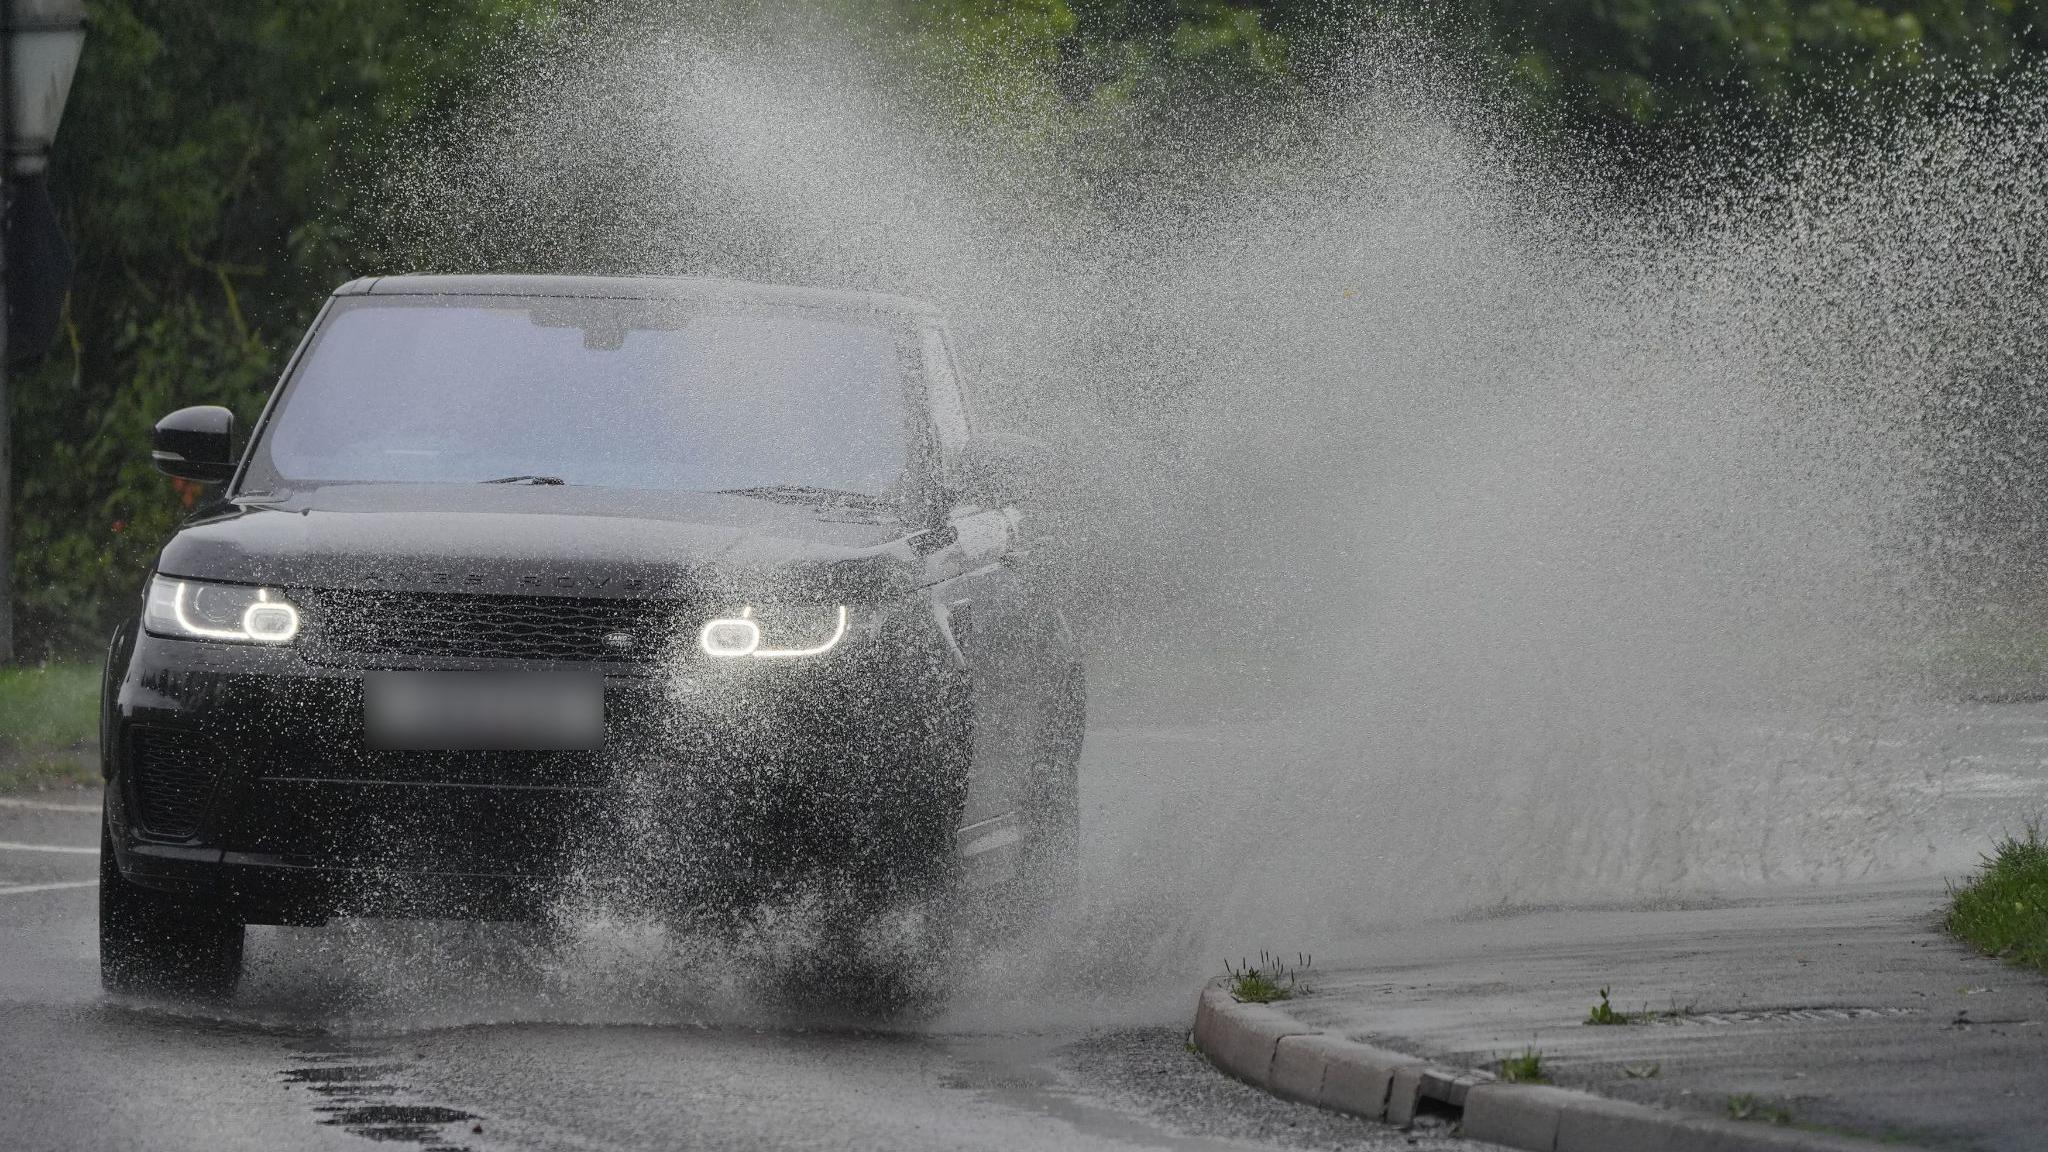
<box><xmin>898</xmin><ymin>1</ymin><xmax>2048</xmax><ymax>130</ymax></box>
<box><xmin>9</xmin><ymin>0</ymin><xmax>2044</xmax><ymax>656</ymax></box>
<box><xmin>13</xmin><ymin>0</ymin><xmax>550</xmax><ymax>654</ymax></box>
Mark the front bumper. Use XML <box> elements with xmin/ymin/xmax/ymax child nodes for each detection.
<box><xmin>107</xmin><ymin>610</ymin><xmax>973</xmax><ymax>922</ymax></box>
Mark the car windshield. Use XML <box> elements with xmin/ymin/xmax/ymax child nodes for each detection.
<box><xmin>248</xmin><ymin>295</ymin><xmax>918</xmax><ymax>498</ymax></box>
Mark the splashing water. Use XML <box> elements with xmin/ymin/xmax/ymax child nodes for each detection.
<box><xmin>350</xmin><ymin>6</ymin><xmax>2048</xmax><ymax>1018</ymax></box>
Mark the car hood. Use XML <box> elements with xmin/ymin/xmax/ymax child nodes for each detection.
<box><xmin>156</xmin><ymin>484</ymin><xmax>924</xmax><ymax>600</ymax></box>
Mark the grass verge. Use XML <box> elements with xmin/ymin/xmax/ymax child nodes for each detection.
<box><xmin>1945</xmin><ymin>823</ymin><xmax>2048</xmax><ymax>975</ymax></box>
<box><xmin>0</xmin><ymin>662</ymin><xmax>100</xmax><ymax>793</ymax></box>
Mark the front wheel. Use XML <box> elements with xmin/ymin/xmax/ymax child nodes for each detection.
<box><xmin>99</xmin><ymin>820</ymin><xmax>244</xmax><ymax>997</ymax></box>
<box><xmin>1006</xmin><ymin>662</ymin><xmax>1086</xmax><ymax>923</ymax></box>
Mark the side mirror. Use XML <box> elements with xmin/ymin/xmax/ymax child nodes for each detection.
<box><xmin>954</xmin><ymin>432</ymin><xmax>1053</xmax><ymax>509</ymax></box>
<box><xmin>151</xmin><ymin>406</ymin><xmax>237</xmax><ymax>484</ymax></box>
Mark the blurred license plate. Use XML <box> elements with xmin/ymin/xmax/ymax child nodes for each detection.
<box><xmin>364</xmin><ymin>671</ymin><xmax>604</xmax><ymax>751</ymax></box>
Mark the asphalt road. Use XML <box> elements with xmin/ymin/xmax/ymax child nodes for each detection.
<box><xmin>7</xmin><ymin>692</ymin><xmax>2044</xmax><ymax>1151</ymax></box>
<box><xmin>0</xmin><ymin>787</ymin><xmax>1480</xmax><ymax>1152</ymax></box>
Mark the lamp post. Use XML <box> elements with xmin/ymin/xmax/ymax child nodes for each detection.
<box><xmin>0</xmin><ymin>0</ymin><xmax>85</xmax><ymax>664</ymax></box>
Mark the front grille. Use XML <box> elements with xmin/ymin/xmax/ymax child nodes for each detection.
<box><xmin>129</xmin><ymin>726</ymin><xmax>222</xmax><ymax>840</ymax></box>
<box><xmin>299</xmin><ymin>590</ymin><xmax>686</xmax><ymax>665</ymax></box>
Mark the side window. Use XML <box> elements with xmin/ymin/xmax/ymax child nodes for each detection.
<box><xmin>921</xmin><ymin>326</ymin><xmax>972</xmax><ymax>460</ymax></box>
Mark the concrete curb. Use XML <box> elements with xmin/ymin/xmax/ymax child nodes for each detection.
<box><xmin>1189</xmin><ymin>984</ymin><xmax>1920</xmax><ymax>1152</ymax></box>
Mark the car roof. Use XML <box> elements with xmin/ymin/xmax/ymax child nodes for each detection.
<box><xmin>333</xmin><ymin>274</ymin><xmax>943</xmax><ymax>320</ymax></box>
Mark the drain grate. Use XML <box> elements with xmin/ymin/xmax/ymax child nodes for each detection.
<box><xmin>282</xmin><ymin>1053</ymin><xmax>482</xmax><ymax>1150</ymax></box>
<box><xmin>316</xmin><ymin>1104</ymin><xmax>478</xmax><ymax>1144</ymax></box>
<box><xmin>1649</xmin><ymin>1006</ymin><xmax>1921</xmax><ymax>1026</ymax></box>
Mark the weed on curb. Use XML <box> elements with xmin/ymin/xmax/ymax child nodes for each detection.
<box><xmin>1586</xmin><ymin>986</ymin><xmax>1638</xmax><ymax>1025</ymax></box>
<box><xmin>1498</xmin><ymin>1049</ymin><xmax>1547</xmax><ymax>1083</ymax></box>
<box><xmin>1586</xmin><ymin>987</ymin><xmax>1707</xmax><ymax>1025</ymax></box>
<box><xmin>1728</xmin><ymin>1094</ymin><xmax>1794</xmax><ymax>1125</ymax></box>
<box><xmin>1224</xmin><ymin>951</ymin><xmax>1311</xmax><ymax>1003</ymax></box>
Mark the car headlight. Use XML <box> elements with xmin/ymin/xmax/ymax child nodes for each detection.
<box><xmin>144</xmin><ymin>576</ymin><xmax>301</xmax><ymax>645</ymax></box>
<box><xmin>698</xmin><ymin>605</ymin><xmax>849</xmax><ymax>659</ymax></box>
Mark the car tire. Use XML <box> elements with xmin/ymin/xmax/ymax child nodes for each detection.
<box><xmin>1018</xmin><ymin>663</ymin><xmax>1085</xmax><ymax>911</ymax></box>
<box><xmin>99</xmin><ymin>819</ymin><xmax>244</xmax><ymax>997</ymax></box>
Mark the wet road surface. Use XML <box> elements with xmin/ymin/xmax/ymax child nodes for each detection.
<box><xmin>9</xmin><ymin>694</ymin><xmax>2047</xmax><ymax>1151</ymax></box>
<box><xmin>0</xmin><ymin>789</ymin><xmax>1480</xmax><ymax>1152</ymax></box>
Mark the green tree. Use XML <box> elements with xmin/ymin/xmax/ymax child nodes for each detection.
<box><xmin>1485</xmin><ymin>0</ymin><xmax>2048</xmax><ymax>138</ymax></box>
<box><xmin>885</xmin><ymin>1</ymin><xmax>2048</xmax><ymax>139</ymax></box>
<box><xmin>11</xmin><ymin>0</ymin><xmax>552</xmax><ymax>655</ymax></box>
<box><xmin>13</xmin><ymin>0</ymin><xmax>2045</xmax><ymax>656</ymax></box>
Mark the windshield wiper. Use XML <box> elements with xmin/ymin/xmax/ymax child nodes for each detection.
<box><xmin>713</xmin><ymin>484</ymin><xmax>892</xmax><ymax>510</ymax></box>
<box><xmin>480</xmin><ymin>474</ymin><xmax>566</xmax><ymax>485</ymax></box>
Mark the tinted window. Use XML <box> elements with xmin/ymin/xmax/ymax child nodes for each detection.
<box><xmin>252</xmin><ymin>297</ymin><xmax>916</xmax><ymax>496</ymax></box>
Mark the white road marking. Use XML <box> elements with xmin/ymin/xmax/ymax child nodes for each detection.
<box><xmin>0</xmin><ymin>796</ymin><xmax>99</xmax><ymax>813</ymax></box>
<box><xmin>0</xmin><ymin>880</ymin><xmax>98</xmax><ymax>897</ymax></box>
<box><xmin>0</xmin><ymin>841</ymin><xmax>98</xmax><ymax>855</ymax></box>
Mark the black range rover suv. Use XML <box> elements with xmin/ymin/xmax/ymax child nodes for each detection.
<box><xmin>100</xmin><ymin>274</ymin><xmax>1084</xmax><ymax>994</ymax></box>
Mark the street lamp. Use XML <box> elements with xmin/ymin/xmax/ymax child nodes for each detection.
<box><xmin>7</xmin><ymin>0</ymin><xmax>86</xmax><ymax>173</ymax></box>
<box><xmin>0</xmin><ymin>0</ymin><xmax>85</xmax><ymax>663</ymax></box>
